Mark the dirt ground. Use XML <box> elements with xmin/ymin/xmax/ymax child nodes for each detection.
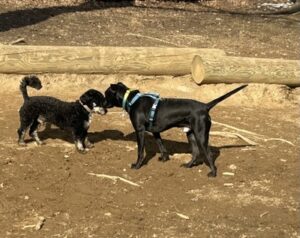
<box><xmin>0</xmin><ymin>1</ymin><xmax>299</xmax><ymax>238</ymax></box>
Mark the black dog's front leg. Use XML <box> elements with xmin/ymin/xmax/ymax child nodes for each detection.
<box><xmin>73</xmin><ymin>128</ymin><xmax>87</xmax><ymax>154</ymax></box>
<box><xmin>84</xmin><ymin>136</ymin><xmax>94</xmax><ymax>149</ymax></box>
<box><xmin>153</xmin><ymin>132</ymin><xmax>169</xmax><ymax>162</ymax></box>
<box><xmin>131</xmin><ymin>129</ymin><xmax>146</xmax><ymax>169</ymax></box>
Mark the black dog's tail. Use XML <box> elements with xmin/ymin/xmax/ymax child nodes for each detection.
<box><xmin>206</xmin><ymin>85</ymin><xmax>248</xmax><ymax>111</ymax></box>
<box><xmin>20</xmin><ymin>75</ymin><xmax>42</xmax><ymax>101</ymax></box>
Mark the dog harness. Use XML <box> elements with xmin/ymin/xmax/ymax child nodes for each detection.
<box><xmin>122</xmin><ymin>89</ymin><xmax>160</xmax><ymax>128</ymax></box>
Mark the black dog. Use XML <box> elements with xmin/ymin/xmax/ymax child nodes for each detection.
<box><xmin>18</xmin><ymin>75</ymin><xmax>107</xmax><ymax>153</ymax></box>
<box><xmin>104</xmin><ymin>82</ymin><xmax>247</xmax><ymax>177</ymax></box>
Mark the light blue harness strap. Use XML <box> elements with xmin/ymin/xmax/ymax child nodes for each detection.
<box><xmin>143</xmin><ymin>92</ymin><xmax>160</xmax><ymax>100</ymax></box>
<box><xmin>125</xmin><ymin>91</ymin><xmax>160</xmax><ymax>128</ymax></box>
<box><xmin>128</xmin><ymin>93</ymin><xmax>142</xmax><ymax>107</ymax></box>
<box><xmin>148</xmin><ymin>97</ymin><xmax>160</xmax><ymax>128</ymax></box>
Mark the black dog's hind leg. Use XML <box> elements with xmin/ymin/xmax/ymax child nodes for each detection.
<box><xmin>17</xmin><ymin>118</ymin><xmax>32</xmax><ymax>146</ymax></box>
<box><xmin>153</xmin><ymin>132</ymin><xmax>169</xmax><ymax>162</ymax></box>
<box><xmin>29</xmin><ymin>119</ymin><xmax>43</xmax><ymax>145</ymax></box>
<box><xmin>195</xmin><ymin>117</ymin><xmax>216</xmax><ymax>177</ymax></box>
<box><xmin>181</xmin><ymin>131</ymin><xmax>203</xmax><ymax>167</ymax></box>
<box><xmin>17</xmin><ymin>128</ymin><xmax>27</xmax><ymax>146</ymax></box>
<box><xmin>131</xmin><ymin>129</ymin><xmax>146</xmax><ymax>169</ymax></box>
<box><xmin>184</xmin><ymin>116</ymin><xmax>216</xmax><ymax>177</ymax></box>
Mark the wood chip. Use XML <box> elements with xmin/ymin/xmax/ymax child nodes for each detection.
<box><xmin>88</xmin><ymin>172</ymin><xmax>141</xmax><ymax>187</ymax></box>
<box><xmin>224</xmin><ymin>183</ymin><xmax>234</xmax><ymax>187</ymax></box>
<box><xmin>260</xmin><ymin>211</ymin><xmax>269</xmax><ymax>218</ymax></box>
<box><xmin>222</xmin><ymin>172</ymin><xmax>235</xmax><ymax>176</ymax></box>
<box><xmin>35</xmin><ymin>216</ymin><xmax>45</xmax><ymax>230</ymax></box>
<box><xmin>176</xmin><ymin>213</ymin><xmax>190</xmax><ymax>220</ymax></box>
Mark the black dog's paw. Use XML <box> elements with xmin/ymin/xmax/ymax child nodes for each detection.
<box><xmin>78</xmin><ymin>149</ymin><xmax>87</xmax><ymax>154</ymax></box>
<box><xmin>158</xmin><ymin>155</ymin><xmax>170</xmax><ymax>162</ymax></box>
<box><xmin>207</xmin><ymin>171</ymin><xmax>217</xmax><ymax>177</ymax></box>
<box><xmin>18</xmin><ymin>141</ymin><xmax>27</xmax><ymax>147</ymax></box>
<box><xmin>36</xmin><ymin>141</ymin><xmax>45</xmax><ymax>145</ymax></box>
<box><xmin>131</xmin><ymin>163</ymin><xmax>141</xmax><ymax>169</ymax></box>
<box><xmin>181</xmin><ymin>159</ymin><xmax>203</xmax><ymax>168</ymax></box>
<box><xmin>180</xmin><ymin>163</ymin><xmax>192</xmax><ymax>168</ymax></box>
<box><xmin>85</xmin><ymin>143</ymin><xmax>94</xmax><ymax>149</ymax></box>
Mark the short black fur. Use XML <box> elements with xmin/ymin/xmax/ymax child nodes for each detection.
<box><xmin>18</xmin><ymin>75</ymin><xmax>107</xmax><ymax>153</ymax></box>
<box><xmin>104</xmin><ymin>82</ymin><xmax>247</xmax><ymax>177</ymax></box>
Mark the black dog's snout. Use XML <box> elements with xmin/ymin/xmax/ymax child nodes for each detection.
<box><xmin>103</xmin><ymin>99</ymin><xmax>113</xmax><ymax>108</ymax></box>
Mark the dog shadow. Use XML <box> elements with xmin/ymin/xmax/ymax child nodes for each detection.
<box><xmin>37</xmin><ymin>127</ymin><xmax>252</xmax><ymax>166</ymax></box>
<box><xmin>37</xmin><ymin>127</ymin><xmax>125</xmax><ymax>144</ymax></box>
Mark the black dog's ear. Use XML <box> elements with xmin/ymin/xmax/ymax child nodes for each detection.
<box><xmin>80</xmin><ymin>92</ymin><xmax>91</xmax><ymax>105</ymax></box>
<box><xmin>110</xmin><ymin>84</ymin><xmax>118</xmax><ymax>92</ymax></box>
<box><xmin>117</xmin><ymin>82</ymin><xmax>126</xmax><ymax>87</ymax></box>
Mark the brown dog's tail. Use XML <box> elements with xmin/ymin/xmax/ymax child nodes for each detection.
<box><xmin>206</xmin><ymin>85</ymin><xmax>247</xmax><ymax>111</ymax></box>
<box><xmin>20</xmin><ymin>75</ymin><xmax>42</xmax><ymax>101</ymax></box>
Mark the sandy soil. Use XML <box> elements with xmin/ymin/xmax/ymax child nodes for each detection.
<box><xmin>0</xmin><ymin>1</ymin><xmax>299</xmax><ymax>238</ymax></box>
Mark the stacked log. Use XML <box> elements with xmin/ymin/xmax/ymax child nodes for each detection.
<box><xmin>0</xmin><ymin>45</ymin><xmax>299</xmax><ymax>86</ymax></box>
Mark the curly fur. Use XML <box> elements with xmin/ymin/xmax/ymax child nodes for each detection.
<box><xmin>17</xmin><ymin>75</ymin><xmax>107</xmax><ymax>153</ymax></box>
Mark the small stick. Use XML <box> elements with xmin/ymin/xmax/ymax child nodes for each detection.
<box><xmin>88</xmin><ymin>172</ymin><xmax>141</xmax><ymax>187</ymax></box>
<box><xmin>224</xmin><ymin>183</ymin><xmax>234</xmax><ymax>187</ymax></box>
<box><xmin>260</xmin><ymin>211</ymin><xmax>269</xmax><ymax>218</ymax></box>
<box><xmin>210</xmin><ymin>131</ymin><xmax>257</xmax><ymax>146</ymax></box>
<box><xmin>10</xmin><ymin>38</ymin><xmax>26</xmax><ymax>45</ymax></box>
<box><xmin>263</xmin><ymin>138</ymin><xmax>295</xmax><ymax>146</ymax></box>
<box><xmin>212</xmin><ymin>120</ymin><xmax>265</xmax><ymax>139</ymax></box>
<box><xmin>222</xmin><ymin>172</ymin><xmax>235</xmax><ymax>176</ymax></box>
<box><xmin>35</xmin><ymin>216</ymin><xmax>45</xmax><ymax>230</ymax></box>
<box><xmin>212</xmin><ymin>121</ymin><xmax>295</xmax><ymax>146</ymax></box>
<box><xmin>175</xmin><ymin>213</ymin><xmax>190</xmax><ymax>220</ymax></box>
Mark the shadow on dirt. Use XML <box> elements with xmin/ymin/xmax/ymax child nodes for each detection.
<box><xmin>37</xmin><ymin>127</ymin><xmax>252</xmax><ymax>167</ymax></box>
<box><xmin>0</xmin><ymin>1</ymin><xmax>134</xmax><ymax>32</ymax></box>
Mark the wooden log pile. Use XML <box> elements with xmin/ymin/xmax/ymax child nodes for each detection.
<box><xmin>0</xmin><ymin>45</ymin><xmax>299</xmax><ymax>86</ymax></box>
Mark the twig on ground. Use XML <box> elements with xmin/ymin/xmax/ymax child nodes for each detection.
<box><xmin>22</xmin><ymin>216</ymin><xmax>45</xmax><ymax>230</ymax></box>
<box><xmin>88</xmin><ymin>172</ymin><xmax>141</xmax><ymax>187</ymax></box>
<box><xmin>212</xmin><ymin>120</ymin><xmax>295</xmax><ymax>146</ymax></box>
<box><xmin>212</xmin><ymin>120</ymin><xmax>265</xmax><ymax>139</ymax></box>
<box><xmin>126</xmin><ymin>33</ymin><xmax>186</xmax><ymax>47</ymax></box>
<box><xmin>35</xmin><ymin>216</ymin><xmax>45</xmax><ymax>230</ymax></box>
<box><xmin>210</xmin><ymin>131</ymin><xmax>257</xmax><ymax>146</ymax></box>
<box><xmin>222</xmin><ymin>172</ymin><xmax>235</xmax><ymax>176</ymax></box>
<box><xmin>263</xmin><ymin>138</ymin><xmax>295</xmax><ymax>146</ymax></box>
<box><xmin>9</xmin><ymin>38</ymin><xmax>26</xmax><ymax>45</ymax></box>
<box><xmin>175</xmin><ymin>212</ymin><xmax>190</xmax><ymax>220</ymax></box>
<box><xmin>260</xmin><ymin>211</ymin><xmax>269</xmax><ymax>218</ymax></box>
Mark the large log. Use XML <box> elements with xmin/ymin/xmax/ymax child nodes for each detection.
<box><xmin>192</xmin><ymin>55</ymin><xmax>300</xmax><ymax>86</ymax></box>
<box><xmin>0</xmin><ymin>45</ymin><xmax>225</xmax><ymax>75</ymax></box>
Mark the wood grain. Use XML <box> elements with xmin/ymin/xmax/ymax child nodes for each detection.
<box><xmin>192</xmin><ymin>55</ymin><xmax>300</xmax><ymax>86</ymax></box>
<box><xmin>0</xmin><ymin>45</ymin><xmax>225</xmax><ymax>75</ymax></box>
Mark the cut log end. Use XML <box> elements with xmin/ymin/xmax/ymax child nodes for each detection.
<box><xmin>191</xmin><ymin>55</ymin><xmax>205</xmax><ymax>84</ymax></box>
